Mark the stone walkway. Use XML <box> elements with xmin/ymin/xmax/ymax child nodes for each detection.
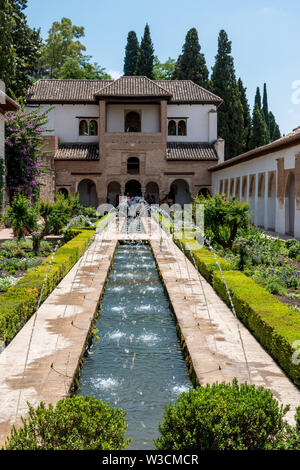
<box><xmin>0</xmin><ymin>216</ymin><xmax>299</xmax><ymax>446</ymax></box>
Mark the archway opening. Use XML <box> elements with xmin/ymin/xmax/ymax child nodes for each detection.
<box><xmin>198</xmin><ymin>187</ymin><xmax>211</xmax><ymax>198</ymax></box>
<box><xmin>125</xmin><ymin>112</ymin><xmax>141</xmax><ymax>133</ymax></box>
<box><xmin>125</xmin><ymin>180</ymin><xmax>142</xmax><ymax>197</ymax></box>
<box><xmin>127</xmin><ymin>157</ymin><xmax>140</xmax><ymax>175</ymax></box>
<box><xmin>57</xmin><ymin>188</ymin><xmax>69</xmax><ymax>198</ymax></box>
<box><xmin>285</xmin><ymin>173</ymin><xmax>295</xmax><ymax>235</ymax></box>
<box><xmin>107</xmin><ymin>181</ymin><xmax>121</xmax><ymax>206</ymax></box>
<box><xmin>257</xmin><ymin>173</ymin><xmax>265</xmax><ymax>227</ymax></box>
<box><xmin>145</xmin><ymin>182</ymin><xmax>159</xmax><ymax>203</ymax></box>
<box><xmin>169</xmin><ymin>179</ymin><xmax>190</xmax><ymax>206</ymax></box>
<box><xmin>78</xmin><ymin>179</ymin><xmax>98</xmax><ymax>208</ymax></box>
<box><xmin>267</xmin><ymin>172</ymin><xmax>276</xmax><ymax>230</ymax></box>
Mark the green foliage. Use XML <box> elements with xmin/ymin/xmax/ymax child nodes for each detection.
<box><xmin>213</xmin><ymin>270</ymin><xmax>300</xmax><ymax>385</ymax></box>
<box><xmin>195</xmin><ymin>193</ymin><xmax>250</xmax><ymax>249</ymax></box>
<box><xmin>238</xmin><ymin>78</ymin><xmax>251</xmax><ymax>152</ymax></box>
<box><xmin>153</xmin><ymin>56</ymin><xmax>175</xmax><ymax>80</ymax></box>
<box><xmin>135</xmin><ymin>24</ymin><xmax>154</xmax><ymax>79</ymax></box>
<box><xmin>211</xmin><ymin>30</ymin><xmax>245</xmax><ymax>159</ymax></box>
<box><xmin>285</xmin><ymin>239</ymin><xmax>300</xmax><ymax>259</ymax></box>
<box><xmin>59</xmin><ymin>56</ymin><xmax>111</xmax><ymax>80</ymax></box>
<box><xmin>254</xmin><ymin>86</ymin><xmax>262</xmax><ymax>109</ymax></box>
<box><xmin>0</xmin><ymin>229</ymin><xmax>94</xmax><ymax>344</ymax></box>
<box><xmin>262</xmin><ymin>83</ymin><xmax>270</xmax><ymax>132</ymax></box>
<box><xmin>249</xmin><ymin>103</ymin><xmax>270</xmax><ymax>149</ymax></box>
<box><xmin>172</xmin><ymin>28</ymin><xmax>209</xmax><ymax>88</ymax></box>
<box><xmin>154</xmin><ymin>380</ymin><xmax>290</xmax><ymax>450</ymax></box>
<box><xmin>4</xmin><ymin>396</ymin><xmax>130</xmax><ymax>450</ymax></box>
<box><xmin>123</xmin><ymin>31</ymin><xmax>140</xmax><ymax>76</ymax></box>
<box><xmin>7</xmin><ymin>193</ymin><xmax>38</xmax><ymax>239</ymax></box>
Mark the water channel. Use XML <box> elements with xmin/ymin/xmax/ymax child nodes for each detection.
<box><xmin>77</xmin><ymin>243</ymin><xmax>192</xmax><ymax>450</ymax></box>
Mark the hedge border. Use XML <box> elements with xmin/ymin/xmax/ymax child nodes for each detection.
<box><xmin>0</xmin><ymin>215</ymin><xmax>110</xmax><ymax>345</ymax></box>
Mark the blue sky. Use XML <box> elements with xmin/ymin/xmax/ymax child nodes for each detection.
<box><xmin>25</xmin><ymin>0</ymin><xmax>300</xmax><ymax>135</ymax></box>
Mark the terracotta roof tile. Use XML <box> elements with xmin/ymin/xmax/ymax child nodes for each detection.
<box><xmin>156</xmin><ymin>80</ymin><xmax>223</xmax><ymax>105</ymax></box>
<box><xmin>95</xmin><ymin>76</ymin><xmax>171</xmax><ymax>97</ymax></box>
<box><xmin>166</xmin><ymin>142</ymin><xmax>218</xmax><ymax>161</ymax></box>
<box><xmin>54</xmin><ymin>143</ymin><xmax>99</xmax><ymax>160</ymax></box>
<box><xmin>27</xmin><ymin>80</ymin><xmax>113</xmax><ymax>103</ymax></box>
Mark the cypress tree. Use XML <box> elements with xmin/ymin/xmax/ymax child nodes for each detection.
<box><xmin>172</xmin><ymin>28</ymin><xmax>209</xmax><ymax>88</ymax></box>
<box><xmin>249</xmin><ymin>104</ymin><xmax>269</xmax><ymax>149</ymax></box>
<box><xmin>269</xmin><ymin>111</ymin><xmax>281</xmax><ymax>141</ymax></box>
<box><xmin>255</xmin><ymin>87</ymin><xmax>262</xmax><ymax>109</ymax></box>
<box><xmin>262</xmin><ymin>83</ymin><xmax>270</xmax><ymax>130</ymax></box>
<box><xmin>135</xmin><ymin>23</ymin><xmax>154</xmax><ymax>79</ymax></box>
<box><xmin>238</xmin><ymin>78</ymin><xmax>251</xmax><ymax>152</ymax></box>
<box><xmin>123</xmin><ymin>31</ymin><xmax>139</xmax><ymax>76</ymax></box>
<box><xmin>211</xmin><ymin>30</ymin><xmax>245</xmax><ymax>159</ymax></box>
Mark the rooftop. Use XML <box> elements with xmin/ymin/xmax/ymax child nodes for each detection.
<box><xmin>26</xmin><ymin>77</ymin><xmax>223</xmax><ymax>106</ymax></box>
<box><xmin>54</xmin><ymin>143</ymin><xmax>99</xmax><ymax>161</ymax></box>
<box><xmin>166</xmin><ymin>142</ymin><xmax>218</xmax><ymax>161</ymax></box>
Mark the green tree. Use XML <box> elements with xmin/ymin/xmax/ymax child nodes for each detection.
<box><xmin>40</xmin><ymin>17</ymin><xmax>86</xmax><ymax>78</ymax></box>
<box><xmin>238</xmin><ymin>78</ymin><xmax>251</xmax><ymax>152</ymax></box>
<box><xmin>255</xmin><ymin>86</ymin><xmax>262</xmax><ymax>109</ymax></box>
<box><xmin>0</xmin><ymin>0</ymin><xmax>42</xmax><ymax>98</ymax></box>
<box><xmin>135</xmin><ymin>24</ymin><xmax>155</xmax><ymax>78</ymax></box>
<box><xmin>123</xmin><ymin>31</ymin><xmax>140</xmax><ymax>76</ymax></box>
<box><xmin>153</xmin><ymin>56</ymin><xmax>176</xmax><ymax>80</ymax></box>
<box><xmin>249</xmin><ymin>104</ymin><xmax>270</xmax><ymax>149</ymax></box>
<box><xmin>269</xmin><ymin>111</ymin><xmax>281</xmax><ymax>141</ymax></box>
<box><xmin>211</xmin><ymin>30</ymin><xmax>245</xmax><ymax>159</ymax></box>
<box><xmin>262</xmin><ymin>83</ymin><xmax>270</xmax><ymax>132</ymax></box>
<box><xmin>59</xmin><ymin>56</ymin><xmax>111</xmax><ymax>79</ymax></box>
<box><xmin>172</xmin><ymin>28</ymin><xmax>209</xmax><ymax>88</ymax></box>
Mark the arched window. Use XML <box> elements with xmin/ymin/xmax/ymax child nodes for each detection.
<box><xmin>127</xmin><ymin>157</ymin><xmax>140</xmax><ymax>175</ymax></box>
<box><xmin>168</xmin><ymin>120</ymin><xmax>176</xmax><ymax>136</ymax></box>
<box><xmin>57</xmin><ymin>188</ymin><xmax>69</xmax><ymax>198</ymax></box>
<box><xmin>178</xmin><ymin>120</ymin><xmax>187</xmax><ymax>136</ymax></box>
<box><xmin>125</xmin><ymin>112</ymin><xmax>141</xmax><ymax>132</ymax></box>
<box><xmin>79</xmin><ymin>120</ymin><xmax>88</xmax><ymax>136</ymax></box>
<box><xmin>89</xmin><ymin>120</ymin><xmax>98</xmax><ymax>136</ymax></box>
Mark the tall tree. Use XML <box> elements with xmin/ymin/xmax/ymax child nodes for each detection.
<box><xmin>269</xmin><ymin>111</ymin><xmax>281</xmax><ymax>141</ymax></box>
<box><xmin>135</xmin><ymin>24</ymin><xmax>154</xmax><ymax>78</ymax></box>
<box><xmin>249</xmin><ymin>104</ymin><xmax>269</xmax><ymax>149</ymax></box>
<box><xmin>262</xmin><ymin>83</ymin><xmax>270</xmax><ymax>130</ymax></box>
<box><xmin>123</xmin><ymin>31</ymin><xmax>140</xmax><ymax>76</ymax></box>
<box><xmin>211</xmin><ymin>30</ymin><xmax>245</xmax><ymax>159</ymax></box>
<box><xmin>0</xmin><ymin>0</ymin><xmax>42</xmax><ymax>98</ymax></box>
<box><xmin>238</xmin><ymin>78</ymin><xmax>251</xmax><ymax>152</ymax></box>
<box><xmin>153</xmin><ymin>56</ymin><xmax>175</xmax><ymax>80</ymax></box>
<box><xmin>40</xmin><ymin>17</ymin><xmax>86</xmax><ymax>78</ymax></box>
<box><xmin>59</xmin><ymin>56</ymin><xmax>111</xmax><ymax>79</ymax></box>
<box><xmin>172</xmin><ymin>28</ymin><xmax>209</xmax><ymax>88</ymax></box>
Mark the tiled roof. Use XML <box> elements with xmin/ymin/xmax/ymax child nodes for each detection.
<box><xmin>209</xmin><ymin>126</ymin><xmax>300</xmax><ymax>172</ymax></box>
<box><xmin>95</xmin><ymin>76</ymin><xmax>171</xmax><ymax>98</ymax></box>
<box><xmin>54</xmin><ymin>143</ymin><xmax>99</xmax><ymax>160</ymax></box>
<box><xmin>166</xmin><ymin>142</ymin><xmax>218</xmax><ymax>161</ymax></box>
<box><xmin>26</xmin><ymin>78</ymin><xmax>222</xmax><ymax>105</ymax></box>
<box><xmin>156</xmin><ymin>80</ymin><xmax>223</xmax><ymax>105</ymax></box>
<box><xmin>27</xmin><ymin>80</ymin><xmax>113</xmax><ymax>103</ymax></box>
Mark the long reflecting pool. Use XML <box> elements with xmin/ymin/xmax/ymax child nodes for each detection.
<box><xmin>77</xmin><ymin>243</ymin><xmax>192</xmax><ymax>450</ymax></box>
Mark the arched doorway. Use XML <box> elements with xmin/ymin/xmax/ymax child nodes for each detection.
<box><xmin>267</xmin><ymin>172</ymin><xmax>276</xmax><ymax>230</ymax></box>
<box><xmin>198</xmin><ymin>187</ymin><xmax>211</xmax><ymax>198</ymax></box>
<box><xmin>57</xmin><ymin>188</ymin><xmax>69</xmax><ymax>198</ymax></box>
<box><xmin>169</xmin><ymin>179</ymin><xmax>190</xmax><ymax>206</ymax></box>
<box><xmin>125</xmin><ymin>180</ymin><xmax>142</xmax><ymax>197</ymax></box>
<box><xmin>145</xmin><ymin>182</ymin><xmax>159</xmax><ymax>203</ymax></box>
<box><xmin>285</xmin><ymin>173</ymin><xmax>295</xmax><ymax>235</ymax></box>
<box><xmin>107</xmin><ymin>181</ymin><xmax>121</xmax><ymax>206</ymax></box>
<box><xmin>78</xmin><ymin>179</ymin><xmax>98</xmax><ymax>207</ymax></box>
<box><xmin>249</xmin><ymin>175</ymin><xmax>256</xmax><ymax>223</ymax></box>
<box><xmin>257</xmin><ymin>173</ymin><xmax>265</xmax><ymax>227</ymax></box>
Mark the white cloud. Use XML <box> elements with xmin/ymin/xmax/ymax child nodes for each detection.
<box><xmin>108</xmin><ymin>70</ymin><xmax>122</xmax><ymax>80</ymax></box>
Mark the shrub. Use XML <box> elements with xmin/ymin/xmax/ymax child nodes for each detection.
<box><xmin>4</xmin><ymin>396</ymin><xmax>130</xmax><ymax>450</ymax></box>
<box><xmin>286</xmin><ymin>239</ymin><xmax>300</xmax><ymax>259</ymax></box>
<box><xmin>213</xmin><ymin>270</ymin><xmax>300</xmax><ymax>385</ymax></box>
<box><xmin>154</xmin><ymin>380</ymin><xmax>289</xmax><ymax>450</ymax></box>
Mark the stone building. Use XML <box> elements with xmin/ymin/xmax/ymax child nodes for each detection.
<box><xmin>210</xmin><ymin>126</ymin><xmax>300</xmax><ymax>238</ymax></box>
<box><xmin>25</xmin><ymin>76</ymin><xmax>224</xmax><ymax>206</ymax></box>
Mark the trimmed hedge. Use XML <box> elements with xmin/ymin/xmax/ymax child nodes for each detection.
<box><xmin>213</xmin><ymin>270</ymin><xmax>300</xmax><ymax>385</ymax></box>
<box><xmin>0</xmin><ymin>229</ymin><xmax>95</xmax><ymax>344</ymax></box>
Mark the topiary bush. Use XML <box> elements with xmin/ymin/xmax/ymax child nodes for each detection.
<box><xmin>154</xmin><ymin>380</ymin><xmax>290</xmax><ymax>450</ymax></box>
<box><xmin>4</xmin><ymin>396</ymin><xmax>131</xmax><ymax>450</ymax></box>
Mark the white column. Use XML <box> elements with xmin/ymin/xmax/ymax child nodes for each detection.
<box><xmin>254</xmin><ymin>174</ymin><xmax>259</xmax><ymax>225</ymax></box>
<box><xmin>264</xmin><ymin>172</ymin><xmax>269</xmax><ymax>229</ymax></box>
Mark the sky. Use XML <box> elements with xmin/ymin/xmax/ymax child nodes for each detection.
<box><xmin>25</xmin><ymin>0</ymin><xmax>300</xmax><ymax>135</ymax></box>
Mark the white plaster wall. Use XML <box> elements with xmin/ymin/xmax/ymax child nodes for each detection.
<box><xmin>167</xmin><ymin>104</ymin><xmax>217</xmax><ymax>143</ymax></box>
<box><xmin>211</xmin><ymin>143</ymin><xmax>300</xmax><ymax>238</ymax></box>
<box><xmin>25</xmin><ymin>104</ymin><xmax>99</xmax><ymax>143</ymax></box>
<box><xmin>106</xmin><ymin>104</ymin><xmax>160</xmax><ymax>133</ymax></box>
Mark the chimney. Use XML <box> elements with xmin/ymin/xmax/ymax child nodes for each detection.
<box><xmin>214</xmin><ymin>138</ymin><xmax>225</xmax><ymax>164</ymax></box>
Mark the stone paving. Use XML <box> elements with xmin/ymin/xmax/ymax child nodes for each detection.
<box><xmin>0</xmin><ymin>216</ymin><xmax>299</xmax><ymax>445</ymax></box>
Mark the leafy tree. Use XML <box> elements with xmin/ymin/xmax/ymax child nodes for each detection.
<box><xmin>211</xmin><ymin>30</ymin><xmax>245</xmax><ymax>159</ymax></box>
<box><xmin>59</xmin><ymin>56</ymin><xmax>111</xmax><ymax>79</ymax></box>
<box><xmin>153</xmin><ymin>56</ymin><xmax>175</xmax><ymax>80</ymax></box>
<box><xmin>123</xmin><ymin>31</ymin><xmax>140</xmax><ymax>76</ymax></box>
<box><xmin>172</xmin><ymin>28</ymin><xmax>209</xmax><ymax>88</ymax></box>
<box><xmin>0</xmin><ymin>0</ymin><xmax>42</xmax><ymax>98</ymax></box>
<box><xmin>238</xmin><ymin>78</ymin><xmax>251</xmax><ymax>152</ymax></box>
<box><xmin>4</xmin><ymin>396</ymin><xmax>130</xmax><ymax>450</ymax></box>
<box><xmin>154</xmin><ymin>380</ymin><xmax>292</xmax><ymax>450</ymax></box>
<box><xmin>195</xmin><ymin>193</ymin><xmax>250</xmax><ymax>249</ymax></box>
<box><xmin>135</xmin><ymin>23</ymin><xmax>154</xmax><ymax>78</ymax></box>
<box><xmin>40</xmin><ymin>17</ymin><xmax>86</xmax><ymax>78</ymax></box>
<box><xmin>249</xmin><ymin>104</ymin><xmax>270</xmax><ymax>149</ymax></box>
